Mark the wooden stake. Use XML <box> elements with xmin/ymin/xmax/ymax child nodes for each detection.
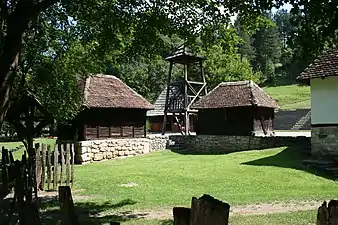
<box><xmin>41</xmin><ymin>144</ymin><xmax>46</xmax><ymax>191</ymax></box>
<box><xmin>59</xmin><ymin>186</ymin><xmax>79</xmax><ymax>225</ymax></box>
<box><xmin>190</xmin><ymin>194</ymin><xmax>230</xmax><ymax>225</ymax></box>
<box><xmin>47</xmin><ymin>144</ymin><xmax>52</xmax><ymax>190</ymax></box>
<box><xmin>53</xmin><ymin>144</ymin><xmax>59</xmax><ymax>190</ymax></box>
<box><xmin>173</xmin><ymin>207</ymin><xmax>191</xmax><ymax>225</ymax></box>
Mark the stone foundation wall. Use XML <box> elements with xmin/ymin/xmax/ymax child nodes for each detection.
<box><xmin>311</xmin><ymin>126</ymin><xmax>338</xmax><ymax>157</ymax></box>
<box><xmin>168</xmin><ymin>135</ymin><xmax>310</xmax><ymax>154</ymax></box>
<box><xmin>75</xmin><ymin>136</ymin><xmax>169</xmax><ymax>164</ymax></box>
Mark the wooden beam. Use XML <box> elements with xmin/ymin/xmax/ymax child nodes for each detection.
<box><xmin>162</xmin><ymin>61</ymin><xmax>173</xmax><ymax>135</ymax></box>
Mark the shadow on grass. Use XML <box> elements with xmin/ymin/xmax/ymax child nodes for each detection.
<box><xmin>39</xmin><ymin>196</ymin><xmax>140</xmax><ymax>225</ymax></box>
<box><xmin>241</xmin><ymin>145</ymin><xmax>335</xmax><ymax>180</ymax></box>
<box><xmin>1</xmin><ymin>195</ymin><xmax>143</xmax><ymax>225</ymax></box>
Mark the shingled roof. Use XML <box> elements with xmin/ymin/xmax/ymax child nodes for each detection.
<box><xmin>192</xmin><ymin>80</ymin><xmax>279</xmax><ymax>109</ymax></box>
<box><xmin>297</xmin><ymin>48</ymin><xmax>338</xmax><ymax>83</ymax></box>
<box><xmin>81</xmin><ymin>74</ymin><xmax>153</xmax><ymax>109</ymax></box>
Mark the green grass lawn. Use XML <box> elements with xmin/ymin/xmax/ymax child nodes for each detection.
<box><xmin>73</xmin><ymin>148</ymin><xmax>338</xmax><ymax>211</ymax></box>
<box><xmin>0</xmin><ymin>138</ymin><xmax>56</xmax><ymax>160</ymax></box>
<box><xmin>264</xmin><ymin>84</ymin><xmax>310</xmax><ymax>110</ymax></box>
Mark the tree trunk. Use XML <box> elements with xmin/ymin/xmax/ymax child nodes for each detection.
<box><xmin>190</xmin><ymin>194</ymin><xmax>230</xmax><ymax>225</ymax></box>
<box><xmin>0</xmin><ymin>0</ymin><xmax>57</xmax><ymax>122</ymax></box>
<box><xmin>0</xmin><ymin>2</ymin><xmax>33</xmax><ymax>122</ymax></box>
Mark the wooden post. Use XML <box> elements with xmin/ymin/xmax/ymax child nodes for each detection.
<box><xmin>132</xmin><ymin>126</ymin><xmax>135</xmax><ymax>138</ymax></box>
<box><xmin>173</xmin><ymin>207</ymin><xmax>191</xmax><ymax>225</ymax></box>
<box><xmin>35</xmin><ymin>144</ymin><xmax>42</xmax><ymax>191</ymax></box>
<box><xmin>317</xmin><ymin>201</ymin><xmax>329</xmax><ymax>225</ymax></box>
<box><xmin>1</xmin><ymin>147</ymin><xmax>9</xmax><ymax>193</ymax></box>
<box><xmin>110</xmin><ymin>223</ymin><xmax>120</xmax><ymax>225</ymax></box>
<box><xmin>47</xmin><ymin>144</ymin><xmax>52</xmax><ymax>190</ymax></box>
<box><xmin>66</xmin><ymin>144</ymin><xmax>71</xmax><ymax>186</ymax></box>
<box><xmin>41</xmin><ymin>144</ymin><xmax>46</xmax><ymax>191</ymax></box>
<box><xmin>162</xmin><ymin>61</ymin><xmax>173</xmax><ymax>135</ymax></box>
<box><xmin>109</xmin><ymin>126</ymin><xmax>112</xmax><ymax>138</ymax></box>
<box><xmin>190</xmin><ymin>194</ymin><xmax>230</xmax><ymax>225</ymax></box>
<box><xmin>184</xmin><ymin>63</ymin><xmax>189</xmax><ymax>135</ymax></box>
<box><xmin>71</xmin><ymin>143</ymin><xmax>75</xmax><ymax>187</ymax></box>
<box><xmin>60</xmin><ymin>144</ymin><xmax>65</xmax><ymax>186</ymax></box>
<box><xmin>329</xmin><ymin>200</ymin><xmax>338</xmax><ymax>225</ymax></box>
<box><xmin>59</xmin><ymin>186</ymin><xmax>79</xmax><ymax>225</ymax></box>
<box><xmin>53</xmin><ymin>144</ymin><xmax>59</xmax><ymax>190</ymax></box>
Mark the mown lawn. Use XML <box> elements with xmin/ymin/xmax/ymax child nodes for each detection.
<box><xmin>74</xmin><ymin>147</ymin><xmax>338</xmax><ymax>211</ymax></box>
<box><xmin>0</xmin><ymin>138</ymin><xmax>56</xmax><ymax>159</ymax></box>
<box><xmin>264</xmin><ymin>84</ymin><xmax>310</xmax><ymax>110</ymax></box>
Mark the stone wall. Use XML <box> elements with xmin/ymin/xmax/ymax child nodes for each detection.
<box><xmin>75</xmin><ymin>136</ymin><xmax>168</xmax><ymax>164</ymax></box>
<box><xmin>311</xmin><ymin>126</ymin><xmax>338</xmax><ymax>157</ymax></box>
<box><xmin>168</xmin><ymin>135</ymin><xmax>310</xmax><ymax>154</ymax></box>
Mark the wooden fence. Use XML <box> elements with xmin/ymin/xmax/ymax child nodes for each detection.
<box><xmin>35</xmin><ymin>143</ymin><xmax>75</xmax><ymax>191</ymax></box>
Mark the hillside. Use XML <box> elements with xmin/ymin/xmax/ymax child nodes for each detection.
<box><xmin>264</xmin><ymin>84</ymin><xmax>310</xmax><ymax>110</ymax></box>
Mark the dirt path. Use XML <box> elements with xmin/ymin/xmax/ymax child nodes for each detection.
<box><xmin>110</xmin><ymin>200</ymin><xmax>323</xmax><ymax>220</ymax></box>
<box><xmin>34</xmin><ymin>191</ymin><xmax>324</xmax><ymax>220</ymax></box>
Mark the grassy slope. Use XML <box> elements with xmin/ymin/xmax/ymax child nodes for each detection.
<box><xmin>0</xmin><ymin>138</ymin><xmax>56</xmax><ymax>159</ymax></box>
<box><xmin>264</xmin><ymin>84</ymin><xmax>310</xmax><ymax>110</ymax></box>
<box><xmin>74</xmin><ymin>148</ymin><xmax>338</xmax><ymax>211</ymax></box>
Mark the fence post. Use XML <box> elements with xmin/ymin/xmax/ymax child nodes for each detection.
<box><xmin>47</xmin><ymin>144</ymin><xmax>52</xmax><ymax>190</ymax></box>
<box><xmin>35</xmin><ymin>144</ymin><xmax>42</xmax><ymax>191</ymax></box>
<box><xmin>66</xmin><ymin>144</ymin><xmax>70</xmax><ymax>186</ymax></box>
<box><xmin>41</xmin><ymin>144</ymin><xmax>46</xmax><ymax>191</ymax></box>
<box><xmin>59</xmin><ymin>186</ymin><xmax>79</xmax><ymax>225</ymax></box>
<box><xmin>71</xmin><ymin>143</ymin><xmax>75</xmax><ymax>188</ymax></box>
<box><xmin>60</xmin><ymin>144</ymin><xmax>65</xmax><ymax>186</ymax></box>
<box><xmin>53</xmin><ymin>144</ymin><xmax>59</xmax><ymax>191</ymax></box>
<box><xmin>190</xmin><ymin>194</ymin><xmax>230</xmax><ymax>225</ymax></box>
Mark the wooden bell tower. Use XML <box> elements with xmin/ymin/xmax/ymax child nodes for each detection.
<box><xmin>162</xmin><ymin>45</ymin><xmax>207</xmax><ymax>135</ymax></box>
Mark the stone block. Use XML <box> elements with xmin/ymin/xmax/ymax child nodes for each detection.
<box><xmin>118</xmin><ymin>151</ymin><xmax>125</xmax><ymax>156</ymax></box>
<box><xmin>106</xmin><ymin>152</ymin><xmax>113</xmax><ymax>159</ymax></box>
<box><xmin>94</xmin><ymin>153</ymin><xmax>104</xmax><ymax>161</ymax></box>
<box><xmin>91</xmin><ymin>147</ymin><xmax>100</xmax><ymax>153</ymax></box>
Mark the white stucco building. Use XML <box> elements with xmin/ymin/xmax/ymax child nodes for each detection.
<box><xmin>297</xmin><ymin>49</ymin><xmax>338</xmax><ymax>157</ymax></box>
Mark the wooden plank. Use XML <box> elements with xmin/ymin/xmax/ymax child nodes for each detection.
<box><xmin>66</xmin><ymin>144</ymin><xmax>71</xmax><ymax>186</ymax></box>
<box><xmin>53</xmin><ymin>144</ymin><xmax>59</xmax><ymax>190</ymax></box>
<box><xmin>41</xmin><ymin>144</ymin><xmax>46</xmax><ymax>191</ymax></box>
<box><xmin>59</xmin><ymin>186</ymin><xmax>79</xmax><ymax>225</ymax></box>
<box><xmin>60</xmin><ymin>144</ymin><xmax>65</xmax><ymax>186</ymax></box>
<box><xmin>47</xmin><ymin>144</ymin><xmax>52</xmax><ymax>190</ymax></box>
<box><xmin>96</xmin><ymin>126</ymin><xmax>100</xmax><ymax>139</ymax></box>
<box><xmin>71</xmin><ymin>143</ymin><xmax>75</xmax><ymax>187</ymax></box>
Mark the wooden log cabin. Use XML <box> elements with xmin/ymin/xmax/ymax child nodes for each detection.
<box><xmin>192</xmin><ymin>80</ymin><xmax>279</xmax><ymax>136</ymax></box>
<box><xmin>57</xmin><ymin>74</ymin><xmax>154</xmax><ymax>141</ymax></box>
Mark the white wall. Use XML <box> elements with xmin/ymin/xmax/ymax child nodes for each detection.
<box><xmin>311</xmin><ymin>76</ymin><xmax>338</xmax><ymax>124</ymax></box>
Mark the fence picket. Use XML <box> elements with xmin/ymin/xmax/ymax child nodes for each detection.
<box><xmin>66</xmin><ymin>144</ymin><xmax>71</xmax><ymax>186</ymax></box>
<box><xmin>53</xmin><ymin>145</ymin><xmax>59</xmax><ymax>191</ymax></box>
<box><xmin>60</xmin><ymin>144</ymin><xmax>66</xmax><ymax>186</ymax></box>
<box><xmin>71</xmin><ymin>144</ymin><xmax>75</xmax><ymax>187</ymax></box>
<box><xmin>41</xmin><ymin>144</ymin><xmax>46</xmax><ymax>191</ymax></box>
<box><xmin>47</xmin><ymin>144</ymin><xmax>52</xmax><ymax>190</ymax></box>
